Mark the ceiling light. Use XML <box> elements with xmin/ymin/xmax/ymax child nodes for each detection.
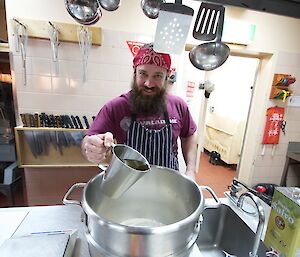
<box><xmin>153</xmin><ymin>1</ymin><xmax>194</xmax><ymax>55</ymax></box>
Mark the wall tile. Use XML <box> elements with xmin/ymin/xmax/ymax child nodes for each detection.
<box><xmin>119</xmin><ymin>31</ymin><xmax>137</xmax><ymax>49</ymax></box>
<box><xmin>26</xmin><ymin>38</ymin><xmax>52</xmax><ymax>59</ymax></box>
<box><xmin>31</xmin><ymin>57</ymin><xmax>52</xmax><ymax>76</ymax></box>
<box><xmin>285</xmin><ymin>120</ymin><xmax>300</xmax><ymax>133</ymax></box>
<box><xmin>97</xmin><ymin>46</ymin><xmax>121</xmax><ymax>64</ymax></box>
<box><xmin>286</xmin><ymin>107</ymin><xmax>300</xmax><ymax>120</ymax></box>
<box><xmin>101</xmin><ymin>30</ymin><xmax>121</xmax><ymax>48</ymax></box>
<box><xmin>55</xmin><ymin>42</ymin><xmax>81</xmax><ymax>61</ymax></box>
<box><xmin>277</xmin><ymin>52</ymin><xmax>300</xmax><ymax>67</ymax></box>
<box><xmin>118</xmin><ymin>48</ymin><xmax>133</xmax><ymax>66</ymax></box>
<box><xmin>52</xmin><ymin>77</ymin><xmax>70</xmax><ymax>94</ymax></box>
<box><xmin>119</xmin><ymin>65</ymin><xmax>133</xmax><ymax>83</ymax></box>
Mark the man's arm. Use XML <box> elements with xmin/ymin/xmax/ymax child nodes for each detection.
<box><xmin>180</xmin><ymin>133</ymin><xmax>197</xmax><ymax>180</ymax></box>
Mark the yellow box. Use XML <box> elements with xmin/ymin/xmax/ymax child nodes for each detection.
<box><xmin>264</xmin><ymin>187</ymin><xmax>300</xmax><ymax>257</ymax></box>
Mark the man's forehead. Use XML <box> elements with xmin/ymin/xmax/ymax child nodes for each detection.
<box><xmin>136</xmin><ymin>64</ymin><xmax>167</xmax><ymax>74</ymax></box>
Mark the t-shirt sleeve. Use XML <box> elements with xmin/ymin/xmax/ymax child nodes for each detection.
<box><xmin>179</xmin><ymin>99</ymin><xmax>197</xmax><ymax>138</ymax></box>
<box><xmin>86</xmin><ymin>104</ymin><xmax>114</xmax><ymax>136</ymax></box>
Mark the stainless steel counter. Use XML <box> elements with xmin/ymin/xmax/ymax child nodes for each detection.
<box><xmin>0</xmin><ymin>197</ymin><xmax>271</xmax><ymax>257</ymax></box>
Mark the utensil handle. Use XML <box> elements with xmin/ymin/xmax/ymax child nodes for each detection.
<box><xmin>97</xmin><ymin>142</ymin><xmax>115</xmax><ymax>172</ymax></box>
<box><xmin>198</xmin><ymin>185</ymin><xmax>221</xmax><ymax>209</ymax></box>
<box><xmin>63</xmin><ymin>182</ymin><xmax>86</xmax><ymax>205</ymax></box>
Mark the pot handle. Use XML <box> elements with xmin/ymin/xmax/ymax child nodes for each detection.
<box><xmin>198</xmin><ymin>185</ymin><xmax>221</xmax><ymax>209</ymax></box>
<box><xmin>63</xmin><ymin>182</ymin><xmax>86</xmax><ymax>205</ymax></box>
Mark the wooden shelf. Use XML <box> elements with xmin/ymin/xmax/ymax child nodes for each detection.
<box><xmin>14</xmin><ymin>127</ymin><xmax>95</xmax><ymax>168</ymax></box>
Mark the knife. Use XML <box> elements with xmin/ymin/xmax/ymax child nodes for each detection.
<box><xmin>83</xmin><ymin>116</ymin><xmax>89</xmax><ymax>129</ymax></box>
<box><xmin>34</xmin><ymin>112</ymin><xmax>40</xmax><ymax>127</ymax></box>
<box><xmin>29</xmin><ymin>114</ymin><xmax>36</xmax><ymax>127</ymax></box>
<box><xmin>66</xmin><ymin>115</ymin><xmax>74</xmax><ymax>128</ymax></box>
<box><xmin>40</xmin><ymin>113</ymin><xmax>46</xmax><ymax>127</ymax></box>
<box><xmin>71</xmin><ymin>115</ymin><xmax>79</xmax><ymax>129</ymax></box>
<box><xmin>75</xmin><ymin>115</ymin><xmax>84</xmax><ymax>129</ymax></box>
<box><xmin>49</xmin><ymin>114</ymin><xmax>55</xmax><ymax>127</ymax></box>
<box><xmin>54</xmin><ymin>115</ymin><xmax>61</xmax><ymax>128</ymax></box>
<box><xmin>20</xmin><ymin>113</ymin><xmax>28</xmax><ymax>127</ymax></box>
<box><xmin>60</xmin><ymin>115</ymin><xmax>69</xmax><ymax>128</ymax></box>
<box><xmin>44</xmin><ymin>114</ymin><xmax>50</xmax><ymax>127</ymax></box>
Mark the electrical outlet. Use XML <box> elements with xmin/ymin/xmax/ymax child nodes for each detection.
<box><xmin>287</xmin><ymin>96</ymin><xmax>300</xmax><ymax>107</ymax></box>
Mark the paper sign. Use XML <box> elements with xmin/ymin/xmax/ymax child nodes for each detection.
<box><xmin>126</xmin><ymin>41</ymin><xmax>145</xmax><ymax>56</ymax></box>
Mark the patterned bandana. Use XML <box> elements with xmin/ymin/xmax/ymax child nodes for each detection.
<box><xmin>133</xmin><ymin>43</ymin><xmax>171</xmax><ymax>71</ymax></box>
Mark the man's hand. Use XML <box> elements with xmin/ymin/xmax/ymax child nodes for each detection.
<box><xmin>81</xmin><ymin>132</ymin><xmax>114</xmax><ymax>164</ymax></box>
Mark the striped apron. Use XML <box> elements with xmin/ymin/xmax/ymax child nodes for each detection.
<box><xmin>126</xmin><ymin>112</ymin><xmax>179</xmax><ymax>170</ymax></box>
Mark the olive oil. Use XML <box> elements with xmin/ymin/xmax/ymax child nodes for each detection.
<box><xmin>123</xmin><ymin>159</ymin><xmax>149</xmax><ymax>171</ymax></box>
<box><xmin>264</xmin><ymin>187</ymin><xmax>300</xmax><ymax>257</ymax></box>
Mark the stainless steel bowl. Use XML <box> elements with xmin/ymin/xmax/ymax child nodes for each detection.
<box><xmin>65</xmin><ymin>166</ymin><xmax>205</xmax><ymax>257</ymax></box>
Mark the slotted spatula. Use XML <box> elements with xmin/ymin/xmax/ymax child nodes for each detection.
<box><xmin>192</xmin><ymin>2</ymin><xmax>225</xmax><ymax>41</ymax></box>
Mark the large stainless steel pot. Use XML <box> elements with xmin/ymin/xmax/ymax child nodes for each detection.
<box><xmin>64</xmin><ymin>166</ymin><xmax>219</xmax><ymax>257</ymax></box>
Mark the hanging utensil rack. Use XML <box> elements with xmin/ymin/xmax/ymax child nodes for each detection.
<box><xmin>10</xmin><ymin>18</ymin><xmax>102</xmax><ymax>46</ymax></box>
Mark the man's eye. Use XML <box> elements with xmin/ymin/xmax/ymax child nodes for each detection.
<box><xmin>155</xmin><ymin>74</ymin><xmax>163</xmax><ymax>79</ymax></box>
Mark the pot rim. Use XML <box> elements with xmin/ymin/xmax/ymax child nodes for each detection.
<box><xmin>82</xmin><ymin>166</ymin><xmax>205</xmax><ymax>234</ymax></box>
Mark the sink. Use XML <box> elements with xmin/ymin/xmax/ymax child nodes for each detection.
<box><xmin>196</xmin><ymin>203</ymin><xmax>268</xmax><ymax>257</ymax></box>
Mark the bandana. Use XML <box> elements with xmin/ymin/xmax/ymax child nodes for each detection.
<box><xmin>133</xmin><ymin>43</ymin><xmax>171</xmax><ymax>71</ymax></box>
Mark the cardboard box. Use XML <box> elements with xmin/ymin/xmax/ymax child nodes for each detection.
<box><xmin>264</xmin><ymin>187</ymin><xmax>300</xmax><ymax>257</ymax></box>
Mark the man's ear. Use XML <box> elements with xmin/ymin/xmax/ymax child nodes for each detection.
<box><xmin>166</xmin><ymin>70</ymin><xmax>171</xmax><ymax>80</ymax></box>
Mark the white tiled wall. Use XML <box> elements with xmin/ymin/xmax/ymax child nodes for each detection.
<box><xmin>252</xmin><ymin>52</ymin><xmax>300</xmax><ymax>186</ymax></box>
<box><xmin>11</xmin><ymin>29</ymin><xmax>154</xmax><ymax>125</ymax></box>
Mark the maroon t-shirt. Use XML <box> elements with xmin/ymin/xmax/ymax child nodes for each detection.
<box><xmin>87</xmin><ymin>91</ymin><xmax>197</xmax><ymax>153</ymax></box>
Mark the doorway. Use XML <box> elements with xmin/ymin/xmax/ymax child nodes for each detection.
<box><xmin>175</xmin><ymin>52</ymin><xmax>260</xmax><ymax>195</ymax></box>
<box><xmin>197</xmin><ymin>55</ymin><xmax>259</xmax><ymax>194</ymax></box>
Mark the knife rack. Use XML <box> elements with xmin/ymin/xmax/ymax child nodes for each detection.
<box><xmin>14</xmin><ymin>127</ymin><xmax>96</xmax><ymax>167</ymax></box>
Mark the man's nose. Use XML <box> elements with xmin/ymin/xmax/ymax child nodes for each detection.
<box><xmin>144</xmin><ymin>77</ymin><xmax>154</xmax><ymax>87</ymax></box>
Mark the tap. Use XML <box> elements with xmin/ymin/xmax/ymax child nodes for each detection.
<box><xmin>237</xmin><ymin>192</ymin><xmax>265</xmax><ymax>257</ymax></box>
<box><xmin>225</xmin><ymin>179</ymin><xmax>258</xmax><ymax>206</ymax></box>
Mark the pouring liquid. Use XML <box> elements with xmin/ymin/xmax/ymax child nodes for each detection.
<box><xmin>123</xmin><ymin>159</ymin><xmax>149</xmax><ymax>171</ymax></box>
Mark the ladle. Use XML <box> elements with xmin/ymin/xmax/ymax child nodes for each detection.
<box><xmin>98</xmin><ymin>143</ymin><xmax>151</xmax><ymax>198</ymax></box>
<box><xmin>141</xmin><ymin>0</ymin><xmax>165</xmax><ymax>19</ymax></box>
<box><xmin>65</xmin><ymin>0</ymin><xmax>101</xmax><ymax>25</ymax></box>
<box><xmin>189</xmin><ymin>4</ymin><xmax>230</xmax><ymax>71</ymax></box>
<box><xmin>65</xmin><ymin>0</ymin><xmax>120</xmax><ymax>25</ymax></box>
<box><xmin>99</xmin><ymin>0</ymin><xmax>120</xmax><ymax>11</ymax></box>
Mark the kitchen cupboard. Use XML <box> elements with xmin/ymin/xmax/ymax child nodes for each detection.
<box><xmin>14</xmin><ymin>127</ymin><xmax>99</xmax><ymax>206</ymax></box>
<box><xmin>14</xmin><ymin>126</ymin><xmax>94</xmax><ymax>167</ymax></box>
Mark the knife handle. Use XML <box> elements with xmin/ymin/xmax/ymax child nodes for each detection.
<box><xmin>75</xmin><ymin>116</ymin><xmax>84</xmax><ymax>129</ymax></box>
<box><xmin>83</xmin><ymin>116</ymin><xmax>89</xmax><ymax>129</ymax></box>
<box><xmin>60</xmin><ymin>115</ymin><xmax>67</xmax><ymax>128</ymax></box>
<box><xmin>28</xmin><ymin>114</ymin><xmax>36</xmax><ymax>127</ymax></box>
<box><xmin>54</xmin><ymin>115</ymin><xmax>61</xmax><ymax>128</ymax></box>
<box><xmin>71</xmin><ymin>115</ymin><xmax>79</xmax><ymax>129</ymax></box>
<box><xmin>34</xmin><ymin>112</ymin><xmax>40</xmax><ymax>127</ymax></box>
<box><xmin>49</xmin><ymin>114</ymin><xmax>55</xmax><ymax>127</ymax></box>
<box><xmin>20</xmin><ymin>113</ymin><xmax>28</xmax><ymax>127</ymax></box>
<box><xmin>66</xmin><ymin>115</ymin><xmax>74</xmax><ymax>128</ymax></box>
<box><xmin>44</xmin><ymin>114</ymin><xmax>50</xmax><ymax>127</ymax></box>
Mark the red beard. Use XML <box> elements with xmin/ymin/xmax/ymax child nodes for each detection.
<box><xmin>130</xmin><ymin>81</ymin><xmax>167</xmax><ymax>115</ymax></box>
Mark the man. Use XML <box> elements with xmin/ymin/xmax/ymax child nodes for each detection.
<box><xmin>81</xmin><ymin>43</ymin><xmax>197</xmax><ymax>179</ymax></box>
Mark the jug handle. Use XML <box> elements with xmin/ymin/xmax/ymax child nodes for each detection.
<box><xmin>63</xmin><ymin>182</ymin><xmax>86</xmax><ymax>205</ymax></box>
<box><xmin>198</xmin><ymin>185</ymin><xmax>221</xmax><ymax>209</ymax></box>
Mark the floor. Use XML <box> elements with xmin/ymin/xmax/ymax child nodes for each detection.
<box><xmin>0</xmin><ymin>151</ymin><xmax>236</xmax><ymax>208</ymax></box>
<box><xmin>196</xmin><ymin>150</ymin><xmax>236</xmax><ymax>197</ymax></box>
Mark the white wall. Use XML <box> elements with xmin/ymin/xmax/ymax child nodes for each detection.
<box><xmin>5</xmin><ymin>0</ymin><xmax>300</xmax><ymax>186</ymax></box>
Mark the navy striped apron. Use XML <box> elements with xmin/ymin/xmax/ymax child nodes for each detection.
<box><xmin>126</xmin><ymin>112</ymin><xmax>179</xmax><ymax>170</ymax></box>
